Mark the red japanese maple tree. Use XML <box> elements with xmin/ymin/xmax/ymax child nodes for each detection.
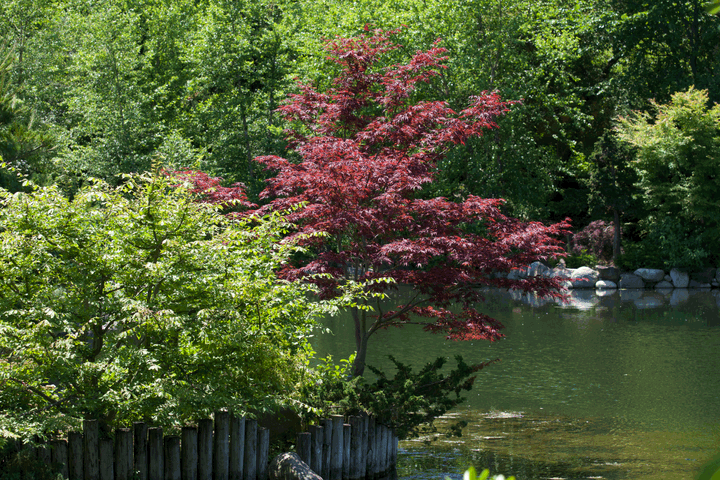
<box><xmin>252</xmin><ymin>30</ymin><xmax>569</xmax><ymax>377</ymax></box>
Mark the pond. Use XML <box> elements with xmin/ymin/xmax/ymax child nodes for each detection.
<box><xmin>311</xmin><ymin>287</ymin><xmax>720</xmax><ymax>480</ymax></box>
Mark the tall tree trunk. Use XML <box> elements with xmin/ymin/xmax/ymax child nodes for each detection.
<box><xmin>613</xmin><ymin>206</ymin><xmax>621</xmax><ymax>265</ymax></box>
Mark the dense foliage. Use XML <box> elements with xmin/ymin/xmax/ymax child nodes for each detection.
<box><xmin>0</xmin><ymin>172</ymin><xmax>335</xmax><ymax>440</ymax></box>
<box><xmin>301</xmin><ymin>354</ymin><xmax>497</xmax><ymax>439</ymax></box>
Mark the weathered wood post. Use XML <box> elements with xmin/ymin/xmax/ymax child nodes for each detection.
<box><xmin>134</xmin><ymin>422</ymin><xmax>148</xmax><ymax>480</ymax></box>
<box><xmin>198</xmin><ymin>418</ymin><xmax>214</xmax><ymax>480</ymax></box>
<box><xmin>310</xmin><ymin>425</ymin><xmax>323</xmax><ymax>476</ymax></box>
<box><xmin>359</xmin><ymin>415</ymin><xmax>368</xmax><ymax>480</ymax></box>
<box><xmin>215</xmin><ymin>411</ymin><xmax>231</xmax><ymax>480</ymax></box>
<box><xmin>257</xmin><ymin>427</ymin><xmax>270</xmax><ymax>480</ymax></box>
<box><xmin>164</xmin><ymin>436</ymin><xmax>181</xmax><ymax>480</ymax></box>
<box><xmin>148</xmin><ymin>427</ymin><xmax>164</xmax><ymax>480</ymax></box>
<box><xmin>84</xmin><ymin>420</ymin><xmax>100</xmax><ymax>480</ymax></box>
<box><xmin>296</xmin><ymin>432</ymin><xmax>312</xmax><ymax>467</ymax></box>
<box><xmin>230</xmin><ymin>415</ymin><xmax>246</xmax><ymax>480</ymax></box>
<box><xmin>330</xmin><ymin>416</ymin><xmax>344</xmax><ymax>480</ymax></box>
<box><xmin>99</xmin><ymin>438</ymin><xmax>114</xmax><ymax>480</ymax></box>
<box><xmin>342</xmin><ymin>424</ymin><xmax>351</xmax><ymax>480</ymax></box>
<box><xmin>52</xmin><ymin>439</ymin><xmax>69</xmax><ymax>479</ymax></box>
<box><xmin>365</xmin><ymin>417</ymin><xmax>375</xmax><ymax>480</ymax></box>
<box><xmin>322</xmin><ymin>419</ymin><xmax>332</xmax><ymax>480</ymax></box>
<box><xmin>37</xmin><ymin>442</ymin><xmax>51</xmax><ymax>465</ymax></box>
<box><xmin>68</xmin><ymin>431</ymin><xmax>84</xmax><ymax>480</ymax></box>
<box><xmin>243</xmin><ymin>419</ymin><xmax>258</xmax><ymax>480</ymax></box>
<box><xmin>372</xmin><ymin>424</ymin><xmax>381</xmax><ymax>478</ymax></box>
<box><xmin>390</xmin><ymin>430</ymin><xmax>397</xmax><ymax>471</ymax></box>
<box><xmin>115</xmin><ymin>428</ymin><xmax>133</xmax><ymax>480</ymax></box>
<box><xmin>181</xmin><ymin>427</ymin><xmax>198</xmax><ymax>480</ymax></box>
<box><xmin>348</xmin><ymin>416</ymin><xmax>362</xmax><ymax>480</ymax></box>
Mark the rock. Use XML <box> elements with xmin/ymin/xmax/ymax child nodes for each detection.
<box><xmin>689</xmin><ymin>279</ymin><xmax>711</xmax><ymax>289</ymax></box>
<box><xmin>528</xmin><ymin>261</ymin><xmax>552</xmax><ymax>277</ymax></box>
<box><xmin>664</xmin><ymin>274</ymin><xmax>672</xmax><ymax>282</ymax></box>
<box><xmin>619</xmin><ymin>273</ymin><xmax>645</xmax><ymax>289</ymax></box>
<box><xmin>716</xmin><ymin>268</ymin><xmax>720</xmax><ymax>285</ymax></box>
<box><xmin>633</xmin><ymin>268</ymin><xmax>665</xmax><ymax>282</ymax></box>
<box><xmin>596</xmin><ymin>280</ymin><xmax>617</xmax><ymax>290</ymax></box>
<box><xmin>596</xmin><ymin>266</ymin><xmax>620</xmax><ymax>282</ymax></box>
<box><xmin>570</xmin><ymin>266</ymin><xmax>599</xmax><ymax>289</ymax></box>
<box><xmin>507</xmin><ymin>266</ymin><xmax>528</xmax><ymax>280</ymax></box>
<box><xmin>655</xmin><ymin>280</ymin><xmax>674</xmax><ymax>290</ymax></box>
<box><xmin>691</xmin><ymin>268</ymin><xmax>716</xmax><ymax>284</ymax></box>
<box><xmin>670</xmin><ymin>268</ymin><xmax>689</xmax><ymax>288</ymax></box>
<box><xmin>269</xmin><ymin>453</ymin><xmax>322</xmax><ymax>480</ymax></box>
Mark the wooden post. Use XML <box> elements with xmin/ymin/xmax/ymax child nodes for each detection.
<box><xmin>181</xmin><ymin>427</ymin><xmax>198</xmax><ymax>480</ymax></box>
<box><xmin>99</xmin><ymin>438</ymin><xmax>114</xmax><ymax>480</ymax></box>
<box><xmin>148</xmin><ymin>427</ymin><xmax>164</xmax><ymax>480</ymax></box>
<box><xmin>164</xmin><ymin>436</ymin><xmax>181</xmax><ymax>480</ymax></box>
<box><xmin>134</xmin><ymin>422</ymin><xmax>148</xmax><ymax>480</ymax></box>
<box><xmin>365</xmin><ymin>417</ymin><xmax>375</xmax><ymax>480</ymax></box>
<box><xmin>372</xmin><ymin>424</ymin><xmax>381</xmax><ymax>478</ymax></box>
<box><xmin>243</xmin><ymin>419</ymin><xmax>257</xmax><ymax>480</ymax></box>
<box><xmin>330</xmin><ymin>416</ymin><xmax>344</xmax><ymax>480</ymax></box>
<box><xmin>37</xmin><ymin>442</ymin><xmax>51</xmax><ymax>465</ymax></box>
<box><xmin>257</xmin><ymin>427</ymin><xmax>270</xmax><ymax>480</ymax></box>
<box><xmin>321</xmin><ymin>419</ymin><xmax>332</xmax><ymax>480</ymax></box>
<box><xmin>215</xmin><ymin>411</ymin><xmax>230</xmax><ymax>480</ymax></box>
<box><xmin>68</xmin><ymin>431</ymin><xmax>84</xmax><ymax>480</ymax></box>
<box><xmin>349</xmin><ymin>417</ymin><xmax>362</xmax><ymax>480</ymax></box>
<box><xmin>51</xmin><ymin>439</ymin><xmax>69</xmax><ymax>480</ymax></box>
<box><xmin>343</xmin><ymin>425</ymin><xmax>351</xmax><ymax>480</ymax></box>
<box><xmin>84</xmin><ymin>419</ymin><xmax>100</xmax><ymax>480</ymax></box>
<box><xmin>310</xmin><ymin>425</ymin><xmax>322</xmax><ymax>476</ymax></box>
<box><xmin>115</xmin><ymin>428</ymin><xmax>133</xmax><ymax>480</ymax></box>
<box><xmin>296</xmin><ymin>432</ymin><xmax>311</xmax><ymax>467</ymax></box>
<box><xmin>230</xmin><ymin>415</ymin><xmax>245</xmax><ymax>480</ymax></box>
<box><xmin>359</xmin><ymin>415</ymin><xmax>368</xmax><ymax>479</ymax></box>
<box><xmin>390</xmin><ymin>430</ymin><xmax>397</xmax><ymax>469</ymax></box>
<box><xmin>198</xmin><ymin>418</ymin><xmax>214</xmax><ymax>480</ymax></box>
<box><xmin>382</xmin><ymin>426</ymin><xmax>390</xmax><ymax>475</ymax></box>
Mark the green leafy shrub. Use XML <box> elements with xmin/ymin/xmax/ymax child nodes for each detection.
<box><xmin>0</xmin><ymin>172</ymin><xmax>338</xmax><ymax>441</ymax></box>
<box><xmin>299</xmin><ymin>354</ymin><xmax>498</xmax><ymax>440</ymax></box>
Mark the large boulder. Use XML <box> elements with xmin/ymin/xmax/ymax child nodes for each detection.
<box><xmin>595</xmin><ymin>280</ymin><xmax>617</xmax><ymax>290</ymax></box>
<box><xmin>619</xmin><ymin>273</ymin><xmax>645</xmax><ymax>289</ymax></box>
<box><xmin>670</xmin><ymin>268</ymin><xmax>689</xmax><ymax>288</ymax></box>
<box><xmin>507</xmin><ymin>266</ymin><xmax>529</xmax><ymax>280</ymax></box>
<box><xmin>570</xmin><ymin>266</ymin><xmax>599</xmax><ymax>289</ymax></box>
<box><xmin>633</xmin><ymin>268</ymin><xmax>665</xmax><ymax>283</ymax></box>
<box><xmin>269</xmin><ymin>453</ymin><xmax>322</xmax><ymax>480</ymax></box>
<box><xmin>655</xmin><ymin>280</ymin><xmax>674</xmax><ymax>290</ymax></box>
<box><xmin>528</xmin><ymin>261</ymin><xmax>552</xmax><ymax>277</ymax></box>
<box><xmin>596</xmin><ymin>266</ymin><xmax>620</xmax><ymax>282</ymax></box>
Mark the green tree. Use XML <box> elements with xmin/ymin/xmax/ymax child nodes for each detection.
<box><xmin>0</xmin><ymin>42</ymin><xmax>54</xmax><ymax>189</ymax></box>
<box><xmin>616</xmin><ymin>87</ymin><xmax>720</xmax><ymax>266</ymax></box>
<box><xmin>0</xmin><ymin>171</ymin><xmax>334</xmax><ymax>440</ymax></box>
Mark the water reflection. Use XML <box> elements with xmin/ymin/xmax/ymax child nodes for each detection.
<box><xmin>314</xmin><ymin>288</ymin><xmax>720</xmax><ymax>480</ymax></box>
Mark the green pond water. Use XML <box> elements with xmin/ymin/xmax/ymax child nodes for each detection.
<box><xmin>312</xmin><ymin>287</ymin><xmax>720</xmax><ymax>480</ymax></box>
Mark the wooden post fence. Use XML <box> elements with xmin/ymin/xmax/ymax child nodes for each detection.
<box><xmin>24</xmin><ymin>413</ymin><xmax>398</xmax><ymax>480</ymax></box>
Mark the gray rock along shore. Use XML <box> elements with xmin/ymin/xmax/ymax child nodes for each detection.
<box><xmin>506</xmin><ymin>262</ymin><xmax>720</xmax><ymax>291</ymax></box>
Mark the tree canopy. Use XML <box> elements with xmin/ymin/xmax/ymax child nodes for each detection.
<box><xmin>254</xmin><ymin>30</ymin><xmax>570</xmax><ymax>377</ymax></box>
